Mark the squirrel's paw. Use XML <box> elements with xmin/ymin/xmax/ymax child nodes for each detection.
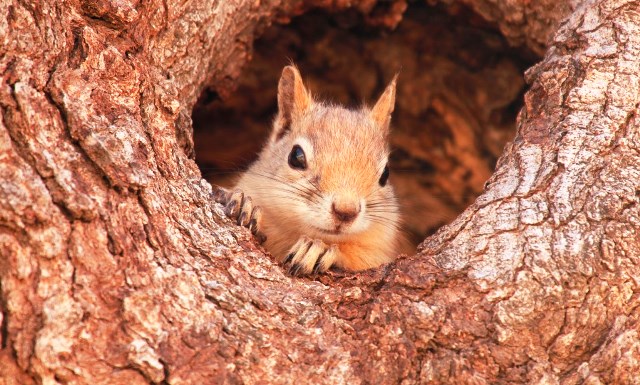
<box><xmin>213</xmin><ymin>186</ymin><xmax>266</xmax><ymax>243</ymax></box>
<box><xmin>284</xmin><ymin>237</ymin><xmax>339</xmax><ymax>276</ymax></box>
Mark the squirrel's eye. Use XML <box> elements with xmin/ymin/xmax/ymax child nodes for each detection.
<box><xmin>379</xmin><ymin>164</ymin><xmax>390</xmax><ymax>186</ymax></box>
<box><xmin>288</xmin><ymin>145</ymin><xmax>307</xmax><ymax>170</ymax></box>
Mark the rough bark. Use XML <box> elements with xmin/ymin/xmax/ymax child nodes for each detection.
<box><xmin>1</xmin><ymin>1</ymin><xmax>639</xmax><ymax>385</ymax></box>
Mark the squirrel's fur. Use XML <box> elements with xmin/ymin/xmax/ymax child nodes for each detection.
<box><xmin>218</xmin><ymin>65</ymin><xmax>404</xmax><ymax>275</ymax></box>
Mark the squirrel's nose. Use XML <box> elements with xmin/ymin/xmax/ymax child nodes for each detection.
<box><xmin>331</xmin><ymin>198</ymin><xmax>361</xmax><ymax>223</ymax></box>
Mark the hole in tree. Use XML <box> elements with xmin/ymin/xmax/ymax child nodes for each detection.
<box><xmin>193</xmin><ymin>3</ymin><xmax>536</xmax><ymax>248</ymax></box>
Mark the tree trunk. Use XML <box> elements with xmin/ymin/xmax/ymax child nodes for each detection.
<box><xmin>1</xmin><ymin>0</ymin><xmax>639</xmax><ymax>384</ymax></box>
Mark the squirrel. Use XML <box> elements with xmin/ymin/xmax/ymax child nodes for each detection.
<box><xmin>214</xmin><ymin>65</ymin><xmax>403</xmax><ymax>276</ymax></box>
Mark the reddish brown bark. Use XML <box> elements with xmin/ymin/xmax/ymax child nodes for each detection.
<box><xmin>1</xmin><ymin>0</ymin><xmax>639</xmax><ymax>384</ymax></box>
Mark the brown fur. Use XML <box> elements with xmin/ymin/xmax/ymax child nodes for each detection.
<box><xmin>235</xmin><ymin>66</ymin><xmax>404</xmax><ymax>273</ymax></box>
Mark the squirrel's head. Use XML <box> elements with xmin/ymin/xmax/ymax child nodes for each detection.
<box><xmin>259</xmin><ymin>65</ymin><xmax>399</xmax><ymax>241</ymax></box>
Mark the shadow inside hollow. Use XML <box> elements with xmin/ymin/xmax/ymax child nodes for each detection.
<box><xmin>193</xmin><ymin>3</ymin><xmax>537</xmax><ymax>247</ymax></box>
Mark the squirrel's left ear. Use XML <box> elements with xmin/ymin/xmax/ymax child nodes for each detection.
<box><xmin>371</xmin><ymin>74</ymin><xmax>398</xmax><ymax>133</ymax></box>
<box><xmin>272</xmin><ymin>65</ymin><xmax>312</xmax><ymax>142</ymax></box>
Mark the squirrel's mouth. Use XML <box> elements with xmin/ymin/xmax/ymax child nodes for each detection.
<box><xmin>312</xmin><ymin>224</ymin><xmax>346</xmax><ymax>236</ymax></box>
<box><xmin>315</xmin><ymin>227</ymin><xmax>341</xmax><ymax>235</ymax></box>
<box><xmin>313</xmin><ymin>223</ymin><xmax>356</xmax><ymax>237</ymax></box>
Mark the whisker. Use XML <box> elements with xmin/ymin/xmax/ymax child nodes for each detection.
<box><xmin>244</xmin><ymin>193</ymin><xmax>311</xmax><ymax>206</ymax></box>
<box><xmin>366</xmin><ymin>202</ymin><xmax>396</xmax><ymax>208</ymax></box>
<box><xmin>244</xmin><ymin>170</ymin><xmax>322</xmax><ymax>203</ymax></box>
<box><xmin>367</xmin><ymin>211</ymin><xmax>398</xmax><ymax>216</ymax></box>
<box><xmin>292</xmin><ymin>169</ymin><xmax>324</xmax><ymax>201</ymax></box>
<box><xmin>365</xmin><ymin>218</ymin><xmax>405</xmax><ymax>233</ymax></box>
<box><xmin>367</xmin><ymin>219</ymin><xmax>402</xmax><ymax>229</ymax></box>
<box><xmin>236</xmin><ymin>187</ymin><xmax>316</xmax><ymax>206</ymax></box>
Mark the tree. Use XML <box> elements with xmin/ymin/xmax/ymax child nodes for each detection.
<box><xmin>1</xmin><ymin>0</ymin><xmax>639</xmax><ymax>384</ymax></box>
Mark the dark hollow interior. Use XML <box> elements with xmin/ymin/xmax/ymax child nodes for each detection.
<box><xmin>193</xmin><ymin>3</ymin><xmax>536</xmax><ymax>247</ymax></box>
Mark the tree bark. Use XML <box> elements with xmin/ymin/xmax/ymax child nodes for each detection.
<box><xmin>1</xmin><ymin>0</ymin><xmax>639</xmax><ymax>384</ymax></box>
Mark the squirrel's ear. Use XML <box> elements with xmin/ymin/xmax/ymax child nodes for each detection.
<box><xmin>273</xmin><ymin>65</ymin><xmax>311</xmax><ymax>141</ymax></box>
<box><xmin>371</xmin><ymin>74</ymin><xmax>398</xmax><ymax>132</ymax></box>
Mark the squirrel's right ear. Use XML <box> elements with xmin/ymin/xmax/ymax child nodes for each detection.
<box><xmin>272</xmin><ymin>65</ymin><xmax>311</xmax><ymax>141</ymax></box>
<box><xmin>371</xmin><ymin>74</ymin><xmax>398</xmax><ymax>133</ymax></box>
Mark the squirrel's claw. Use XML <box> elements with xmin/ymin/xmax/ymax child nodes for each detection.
<box><xmin>224</xmin><ymin>189</ymin><xmax>244</xmax><ymax>219</ymax></box>
<box><xmin>237</xmin><ymin>195</ymin><xmax>253</xmax><ymax>226</ymax></box>
<box><xmin>248</xmin><ymin>206</ymin><xmax>266</xmax><ymax>243</ymax></box>
<box><xmin>212</xmin><ymin>185</ymin><xmax>230</xmax><ymax>204</ymax></box>
<box><xmin>213</xmin><ymin>186</ymin><xmax>266</xmax><ymax>243</ymax></box>
<box><xmin>285</xmin><ymin>237</ymin><xmax>338</xmax><ymax>276</ymax></box>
